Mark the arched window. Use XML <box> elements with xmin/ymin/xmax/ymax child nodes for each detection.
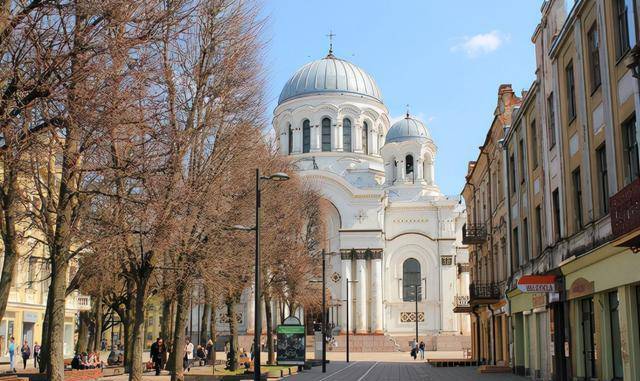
<box><xmin>321</xmin><ymin>117</ymin><xmax>331</xmax><ymax>152</ymax></box>
<box><xmin>402</xmin><ymin>258</ymin><xmax>422</xmax><ymax>302</ymax></box>
<box><xmin>287</xmin><ymin>123</ymin><xmax>293</xmax><ymax>155</ymax></box>
<box><xmin>362</xmin><ymin>121</ymin><xmax>369</xmax><ymax>154</ymax></box>
<box><xmin>343</xmin><ymin>118</ymin><xmax>352</xmax><ymax>152</ymax></box>
<box><xmin>406</xmin><ymin>154</ymin><xmax>414</xmax><ymax>182</ymax></box>
<box><xmin>302</xmin><ymin>120</ymin><xmax>311</xmax><ymax>153</ymax></box>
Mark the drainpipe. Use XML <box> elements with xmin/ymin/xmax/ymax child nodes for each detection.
<box><xmin>472</xmin><ymin>306</ymin><xmax>481</xmax><ymax>366</ymax></box>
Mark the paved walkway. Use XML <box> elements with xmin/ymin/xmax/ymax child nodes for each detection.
<box><xmin>288</xmin><ymin>361</ymin><xmax>527</xmax><ymax>381</ymax></box>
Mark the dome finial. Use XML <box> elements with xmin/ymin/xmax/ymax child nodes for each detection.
<box><xmin>405</xmin><ymin>103</ymin><xmax>410</xmax><ymax>118</ymax></box>
<box><xmin>326</xmin><ymin>30</ymin><xmax>336</xmax><ymax>57</ymax></box>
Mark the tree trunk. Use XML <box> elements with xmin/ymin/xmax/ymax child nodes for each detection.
<box><xmin>0</xmin><ymin>162</ymin><xmax>19</xmax><ymax>326</ymax></box>
<box><xmin>45</xmin><ymin>257</ymin><xmax>69</xmax><ymax>381</ymax></box>
<box><xmin>200</xmin><ymin>303</ymin><xmax>210</xmax><ymax>347</ymax></box>
<box><xmin>264</xmin><ymin>292</ymin><xmax>275</xmax><ymax>365</ymax></box>
<box><xmin>170</xmin><ymin>283</ymin><xmax>189</xmax><ymax>381</ymax></box>
<box><xmin>210</xmin><ymin>304</ymin><xmax>217</xmax><ymax>367</ymax></box>
<box><xmin>123</xmin><ymin>305</ymin><xmax>135</xmax><ymax>373</ymax></box>
<box><xmin>75</xmin><ymin>311</ymin><xmax>90</xmax><ymax>354</ymax></box>
<box><xmin>226</xmin><ymin>300</ymin><xmax>239</xmax><ymax>371</ymax></box>
<box><xmin>39</xmin><ymin>282</ymin><xmax>53</xmax><ymax>373</ymax></box>
<box><xmin>128</xmin><ymin>278</ymin><xmax>148</xmax><ymax>381</ymax></box>
<box><xmin>92</xmin><ymin>294</ymin><xmax>103</xmax><ymax>353</ymax></box>
<box><xmin>160</xmin><ymin>297</ymin><xmax>173</xmax><ymax>343</ymax></box>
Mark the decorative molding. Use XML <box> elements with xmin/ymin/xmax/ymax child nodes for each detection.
<box><xmin>340</xmin><ymin>248</ymin><xmax>383</xmax><ymax>260</ymax></box>
<box><xmin>219</xmin><ymin>312</ymin><xmax>243</xmax><ymax>324</ymax></box>
<box><xmin>441</xmin><ymin>256</ymin><xmax>454</xmax><ymax>266</ymax></box>
<box><xmin>400</xmin><ymin>311</ymin><xmax>424</xmax><ymax>323</ymax></box>
<box><xmin>330</xmin><ymin>272</ymin><xmax>342</xmax><ymax>283</ymax></box>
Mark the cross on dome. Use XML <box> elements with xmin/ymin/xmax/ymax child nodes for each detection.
<box><xmin>326</xmin><ymin>30</ymin><xmax>336</xmax><ymax>57</ymax></box>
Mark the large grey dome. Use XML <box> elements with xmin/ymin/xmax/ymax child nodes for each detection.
<box><xmin>278</xmin><ymin>54</ymin><xmax>383</xmax><ymax>104</ymax></box>
<box><xmin>386</xmin><ymin>115</ymin><xmax>431</xmax><ymax>143</ymax></box>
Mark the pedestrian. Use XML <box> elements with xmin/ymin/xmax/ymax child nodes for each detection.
<box><xmin>20</xmin><ymin>340</ymin><xmax>30</xmax><ymax>369</ymax></box>
<box><xmin>410</xmin><ymin>346</ymin><xmax>417</xmax><ymax>360</ymax></box>
<box><xmin>206</xmin><ymin>339</ymin><xmax>214</xmax><ymax>363</ymax></box>
<box><xmin>183</xmin><ymin>337</ymin><xmax>194</xmax><ymax>372</ymax></box>
<box><xmin>33</xmin><ymin>341</ymin><xmax>40</xmax><ymax>368</ymax></box>
<box><xmin>150</xmin><ymin>337</ymin><xmax>166</xmax><ymax>376</ymax></box>
<box><xmin>419</xmin><ymin>340</ymin><xmax>425</xmax><ymax>360</ymax></box>
<box><xmin>8</xmin><ymin>337</ymin><xmax>15</xmax><ymax>371</ymax></box>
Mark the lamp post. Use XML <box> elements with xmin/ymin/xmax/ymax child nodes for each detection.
<box><xmin>231</xmin><ymin>168</ymin><xmax>289</xmax><ymax>381</ymax></box>
<box><xmin>413</xmin><ymin>284</ymin><xmax>420</xmax><ymax>345</ymax></box>
<box><xmin>321</xmin><ymin>249</ymin><xmax>327</xmax><ymax>373</ymax></box>
<box><xmin>344</xmin><ymin>278</ymin><xmax>358</xmax><ymax>363</ymax></box>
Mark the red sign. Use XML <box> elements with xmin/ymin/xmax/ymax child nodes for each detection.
<box><xmin>517</xmin><ymin>275</ymin><xmax>556</xmax><ymax>293</ymax></box>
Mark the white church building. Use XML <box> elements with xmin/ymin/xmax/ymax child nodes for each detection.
<box><xmin>265</xmin><ymin>49</ymin><xmax>471</xmax><ymax>347</ymax></box>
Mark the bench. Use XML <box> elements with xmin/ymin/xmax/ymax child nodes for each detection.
<box><xmin>0</xmin><ymin>375</ymin><xmax>29</xmax><ymax>381</ymax></box>
<box><xmin>63</xmin><ymin>369</ymin><xmax>103</xmax><ymax>381</ymax></box>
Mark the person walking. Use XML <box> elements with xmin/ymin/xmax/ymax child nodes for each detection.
<box><xmin>183</xmin><ymin>338</ymin><xmax>194</xmax><ymax>372</ymax></box>
<box><xmin>20</xmin><ymin>340</ymin><xmax>30</xmax><ymax>369</ymax></box>
<box><xmin>33</xmin><ymin>342</ymin><xmax>40</xmax><ymax>368</ymax></box>
<box><xmin>419</xmin><ymin>340</ymin><xmax>425</xmax><ymax>360</ymax></box>
<box><xmin>8</xmin><ymin>337</ymin><xmax>15</xmax><ymax>372</ymax></box>
<box><xmin>150</xmin><ymin>338</ymin><xmax>166</xmax><ymax>376</ymax></box>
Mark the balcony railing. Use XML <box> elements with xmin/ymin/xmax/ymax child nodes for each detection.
<box><xmin>469</xmin><ymin>283</ymin><xmax>501</xmax><ymax>305</ymax></box>
<box><xmin>610</xmin><ymin>177</ymin><xmax>640</xmax><ymax>251</ymax></box>
<box><xmin>462</xmin><ymin>223</ymin><xmax>487</xmax><ymax>245</ymax></box>
<box><xmin>453</xmin><ymin>294</ymin><xmax>471</xmax><ymax>313</ymax></box>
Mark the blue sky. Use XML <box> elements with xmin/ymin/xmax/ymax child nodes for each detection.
<box><xmin>261</xmin><ymin>1</ymin><xmax>542</xmax><ymax>195</ymax></box>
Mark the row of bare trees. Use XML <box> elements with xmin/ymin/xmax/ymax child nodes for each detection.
<box><xmin>0</xmin><ymin>1</ymin><xmax>325</xmax><ymax>381</ymax></box>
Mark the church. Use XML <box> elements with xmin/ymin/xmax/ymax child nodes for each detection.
<box><xmin>264</xmin><ymin>47</ymin><xmax>471</xmax><ymax>349</ymax></box>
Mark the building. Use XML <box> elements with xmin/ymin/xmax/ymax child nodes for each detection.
<box><xmin>233</xmin><ymin>47</ymin><xmax>472</xmax><ymax>351</ymax></box>
<box><xmin>464</xmin><ymin>0</ymin><xmax>640</xmax><ymax>380</ymax></box>
<box><xmin>461</xmin><ymin>84</ymin><xmax>521</xmax><ymax>367</ymax></box>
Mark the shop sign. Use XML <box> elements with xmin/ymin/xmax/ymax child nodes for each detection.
<box><xmin>532</xmin><ymin>294</ymin><xmax>546</xmax><ymax>308</ymax></box>
<box><xmin>23</xmin><ymin>312</ymin><xmax>38</xmax><ymax>323</ymax></box>
<box><xmin>517</xmin><ymin>275</ymin><xmax>557</xmax><ymax>293</ymax></box>
<box><xmin>568</xmin><ymin>277</ymin><xmax>594</xmax><ymax>299</ymax></box>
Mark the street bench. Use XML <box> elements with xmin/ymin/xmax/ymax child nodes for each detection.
<box><xmin>427</xmin><ymin>358</ymin><xmax>477</xmax><ymax>367</ymax></box>
<box><xmin>0</xmin><ymin>375</ymin><xmax>29</xmax><ymax>381</ymax></box>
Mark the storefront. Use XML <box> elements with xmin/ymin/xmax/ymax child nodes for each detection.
<box><xmin>561</xmin><ymin>243</ymin><xmax>640</xmax><ymax>380</ymax></box>
<box><xmin>508</xmin><ymin>275</ymin><xmax>558</xmax><ymax>380</ymax></box>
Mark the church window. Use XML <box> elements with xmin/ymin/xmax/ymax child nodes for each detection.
<box><xmin>405</xmin><ymin>155</ymin><xmax>414</xmax><ymax>182</ymax></box>
<box><xmin>287</xmin><ymin>123</ymin><xmax>293</xmax><ymax>154</ymax></box>
<box><xmin>322</xmin><ymin>117</ymin><xmax>332</xmax><ymax>152</ymax></box>
<box><xmin>402</xmin><ymin>258</ymin><xmax>422</xmax><ymax>302</ymax></box>
<box><xmin>302</xmin><ymin>119</ymin><xmax>311</xmax><ymax>153</ymax></box>
<box><xmin>343</xmin><ymin>118</ymin><xmax>352</xmax><ymax>152</ymax></box>
<box><xmin>362</xmin><ymin>121</ymin><xmax>369</xmax><ymax>154</ymax></box>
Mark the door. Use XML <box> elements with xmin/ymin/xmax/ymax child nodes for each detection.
<box><xmin>580</xmin><ymin>298</ymin><xmax>595</xmax><ymax>379</ymax></box>
<box><xmin>537</xmin><ymin>311</ymin><xmax>550</xmax><ymax>380</ymax></box>
<box><xmin>22</xmin><ymin>323</ymin><xmax>34</xmax><ymax>349</ymax></box>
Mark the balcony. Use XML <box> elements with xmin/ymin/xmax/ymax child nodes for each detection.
<box><xmin>469</xmin><ymin>283</ymin><xmax>501</xmax><ymax>306</ymax></box>
<box><xmin>453</xmin><ymin>294</ymin><xmax>471</xmax><ymax>313</ymax></box>
<box><xmin>610</xmin><ymin>177</ymin><xmax>640</xmax><ymax>252</ymax></box>
<box><xmin>462</xmin><ymin>223</ymin><xmax>487</xmax><ymax>245</ymax></box>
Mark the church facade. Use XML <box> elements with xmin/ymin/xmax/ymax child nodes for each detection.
<box><xmin>268</xmin><ymin>50</ymin><xmax>471</xmax><ymax>340</ymax></box>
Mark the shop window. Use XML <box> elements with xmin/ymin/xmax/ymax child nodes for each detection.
<box><xmin>609</xmin><ymin>291</ymin><xmax>623</xmax><ymax>380</ymax></box>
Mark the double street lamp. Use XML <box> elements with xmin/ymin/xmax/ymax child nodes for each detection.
<box><xmin>343</xmin><ymin>278</ymin><xmax>358</xmax><ymax>363</ymax></box>
<box><xmin>231</xmin><ymin>168</ymin><xmax>289</xmax><ymax>381</ymax></box>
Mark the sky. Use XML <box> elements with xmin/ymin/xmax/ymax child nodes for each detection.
<box><xmin>260</xmin><ymin>1</ymin><xmax>543</xmax><ymax>196</ymax></box>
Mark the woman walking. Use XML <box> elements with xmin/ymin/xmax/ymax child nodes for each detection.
<box><xmin>20</xmin><ymin>340</ymin><xmax>30</xmax><ymax>369</ymax></box>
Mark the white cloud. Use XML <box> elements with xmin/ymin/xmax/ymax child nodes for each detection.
<box><xmin>450</xmin><ymin>30</ymin><xmax>510</xmax><ymax>58</ymax></box>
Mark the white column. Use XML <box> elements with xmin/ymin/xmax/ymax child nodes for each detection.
<box><xmin>354</xmin><ymin>123</ymin><xmax>363</xmax><ymax>153</ymax></box>
<box><xmin>416</xmin><ymin>158</ymin><xmax>424</xmax><ymax>182</ymax></box>
<box><xmin>280</xmin><ymin>131</ymin><xmax>288</xmax><ymax>155</ymax></box>
<box><xmin>341</xmin><ymin>257</ymin><xmax>352</xmax><ymax>333</ymax></box>
<box><xmin>371</xmin><ymin>256</ymin><xmax>383</xmax><ymax>334</ymax></box>
<box><xmin>311</xmin><ymin>121</ymin><xmax>321</xmax><ymax>152</ymax></box>
<box><xmin>398</xmin><ymin>158</ymin><xmax>406</xmax><ymax>182</ymax></box>
<box><xmin>293</xmin><ymin>127</ymin><xmax>302</xmax><ymax>154</ymax></box>
<box><xmin>246</xmin><ymin>287</ymin><xmax>255</xmax><ymax>334</ymax></box>
<box><xmin>356</xmin><ymin>257</ymin><xmax>367</xmax><ymax>333</ymax></box>
<box><xmin>336</xmin><ymin>121</ymin><xmax>344</xmax><ymax>151</ymax></box>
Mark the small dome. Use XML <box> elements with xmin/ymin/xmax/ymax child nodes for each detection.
<box><xmin>278</xmin><ymin>54</ymin><xmax>382</xmax><ymax>104</ymax></box>
<box><xmin>385</xmin><ymin>115</ymin><xmax>431</xmax><ymax>143</ymax></box>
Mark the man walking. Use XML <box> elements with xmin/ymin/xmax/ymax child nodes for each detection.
<box><xmin>183</xmin><ymin>338</ymin><xmax>194</xmax><ymax>372</ymax></box>
<box><xmin>419</xmin><ymin>340</ymin><xmax>425</xmax><ymax>360</ymax></box>
<box><xmin>8</xmin><ymin>337</ymin><xmax>15</xmax><ymax>372</ymax></box>
<box><xmin>150</xmin><ymin>338</ymin><xmax>166</xmax><ymax>376</ymax></box>
<box><xmin>33</xmin><ymin>342</ymin><xmax>40</xmax><ymax>368</ymax></box>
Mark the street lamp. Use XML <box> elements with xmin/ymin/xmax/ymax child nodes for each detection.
<box><xmin>412</xmin><ymin>284</ymin><xmax>421</xmax><ymax>346</ymax></box>
<box><xmin>230</xmin><ymin>168</ymin><xmax>289</xmax><ymax>381</ymax></box>
<box><xmin>344</xmin><ymin>278</ymin><xmax>358</xmax><ymax>363</ymax></box>
<box><xmin>309</xmin><ymin>249</ymin><xmax>327</xmax><ymax>373</ymax></box>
